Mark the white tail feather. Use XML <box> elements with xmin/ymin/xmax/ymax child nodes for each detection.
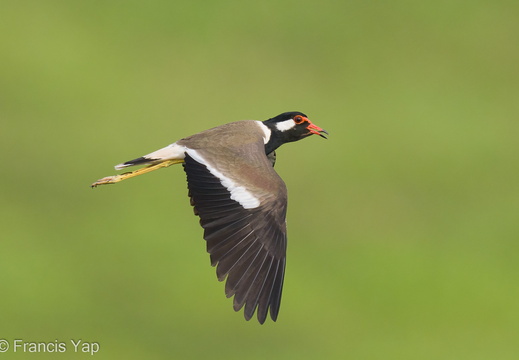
<box><xmin>114</xmin><ymin>142</ymin><xmax>187</xmax><ymax>170</ymax></box>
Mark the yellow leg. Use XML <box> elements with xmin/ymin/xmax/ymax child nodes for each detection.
<box><xmin>91</xmin><ymin>159</ymin><xmax>184</xmax><ymax>187</ymax></box>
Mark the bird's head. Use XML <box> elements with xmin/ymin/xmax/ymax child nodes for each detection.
<box><xmin>263</xmin><ymin>112</ymin><xmax>328</xmax><ymax>152</ymax></box>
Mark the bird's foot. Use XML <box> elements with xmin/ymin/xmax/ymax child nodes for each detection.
<box><xmin>91</xmin><ymin>175</ymin><xmax>124</xmax><ymax>187</ymax></box>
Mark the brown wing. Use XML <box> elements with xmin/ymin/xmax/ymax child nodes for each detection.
<box><xmin>182</xmin><ymin>147</ymin><xmax>287</xmax><ymax>324</ymax></box>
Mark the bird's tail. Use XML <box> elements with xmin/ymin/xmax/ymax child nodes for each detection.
<box><xmin>114</xmin><ymin>142</ymin><xmax>187</xmax><ymax>170</ymax></box>
<box><xmin>91</xmin><ymin>142</ymin><xmax>186</xmax><ymax>187</ymax></box>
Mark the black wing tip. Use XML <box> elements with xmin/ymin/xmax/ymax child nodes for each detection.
<box><xmin>241</xmin><ymin>306</ymin><xmax>279</xmax><ymax>324</ymax></box>
<box><xmin>236</xmin><ymin>298</ymin><xmax>281</xmax><ymax>324</ymax></box>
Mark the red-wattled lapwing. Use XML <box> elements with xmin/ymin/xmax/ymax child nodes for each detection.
<box><xmin>91</xmin><ymin>112</ymin><xmax>328</xmax><ymax>323</ymax></box>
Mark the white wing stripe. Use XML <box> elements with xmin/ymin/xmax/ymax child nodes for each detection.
<box><xmin>186</xmin><ymin>149</ymin><xmax>261</xmax><ymax>209</ymax></box>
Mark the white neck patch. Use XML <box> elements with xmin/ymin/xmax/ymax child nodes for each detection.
<box><xmin>275</xmin><ymin>119</ymin><xmax>296</xmax><ymax>132</ymax></box>
<box><xmin>256</xmin><ymin>121</ymin><xmax>271</xmax><ymax>144</ymax></box>
<box><xmin>185</xmin><ymin>149</ymin><xmax>261</xmax><ymax>209</ymax></box>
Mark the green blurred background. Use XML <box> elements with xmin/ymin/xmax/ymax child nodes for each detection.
<box><xmin>1</xmin><ymin>1</ymin><xmax>518</xmax><ymax>359</ymax></box>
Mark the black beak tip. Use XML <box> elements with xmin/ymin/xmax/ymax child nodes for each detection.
<box><xmin>319</xmin><ymin>129</ymin><xmax>329</xmax><ymax>139</ymax></box>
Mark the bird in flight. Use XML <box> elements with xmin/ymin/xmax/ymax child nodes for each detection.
<box><xmin>91</xmin><ymin>112</ymin><xmax>328</xmax><ymax>323</ymax></box>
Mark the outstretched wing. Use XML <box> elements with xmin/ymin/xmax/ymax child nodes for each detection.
<box><xmin>182</xmin><ymin>145</ymin><xmax>287</xmax><ymax>324</ymax></box>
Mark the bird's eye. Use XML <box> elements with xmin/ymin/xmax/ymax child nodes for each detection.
<box><xmin>294</xmin><ymin>115</ymin><xmax>305</xmax><ymax>124</ymax></box>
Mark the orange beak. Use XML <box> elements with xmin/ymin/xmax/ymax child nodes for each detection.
<box><xmin>307</xmin><ymin>123</ymin><xmax>329</xmax><ymax>139</ymax></box>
